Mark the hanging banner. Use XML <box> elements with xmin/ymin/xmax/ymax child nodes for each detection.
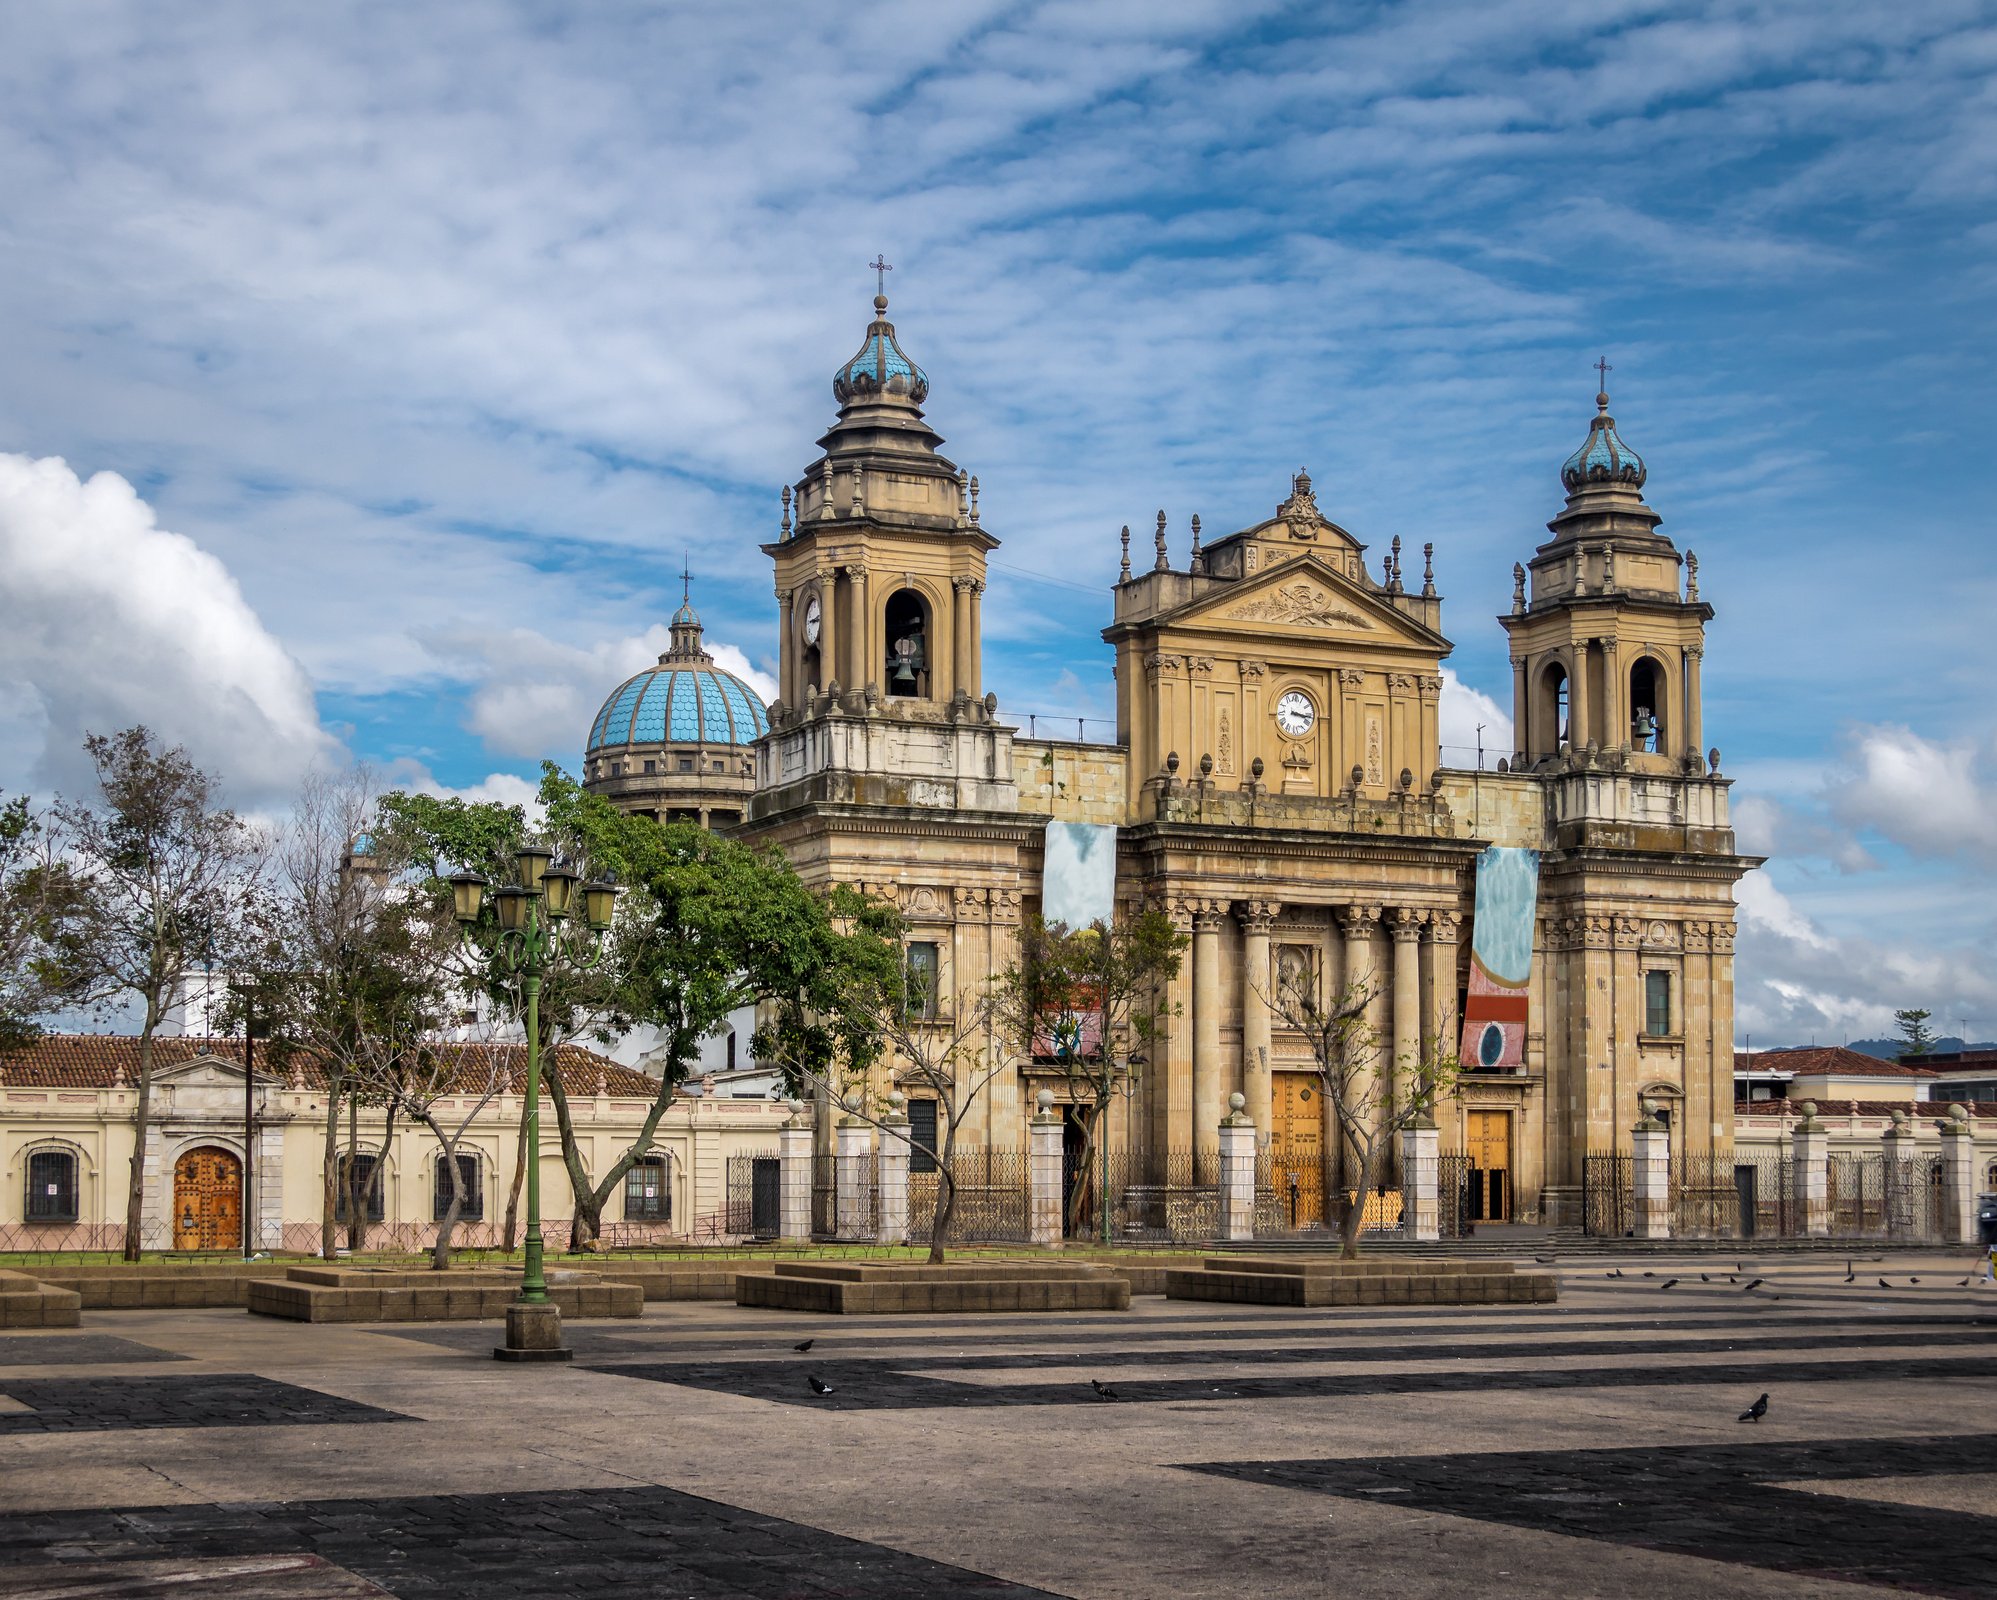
<box><xmin>1459</xmin><ymin>846</ymin><xmax>1540</xmax><ymax>1072</ymax></box>
<box><xmin>1041</xmin><ymin>821</ymin><xmax>1116</xmax><ymax>930</ymax></box>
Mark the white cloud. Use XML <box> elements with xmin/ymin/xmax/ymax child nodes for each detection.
<box><xmin>1438</xmin><ymin>667</ymin><xmax>1512</xmax><ymax>767</ymax></box>
<box><xmin>1826</xmin><ymin>723</ymin><xmax>1997</xmax><ymax>865</ymax></box>
<box><xmin>380</xmin><ymin>759</ymin><xmax>543</xmax><ymax>822</ymax></box>
<box><xmin>0</xmin><ymin>452</ymin><xmax>336</xmax><ymax>800</ymax></box>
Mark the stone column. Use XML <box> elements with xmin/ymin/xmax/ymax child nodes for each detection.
<box><xmin>1632</xmin><ymin>1101</ymin><xmax>1672</xmax><ymax>1239</ymax></box>
<box><xmin>844</xmin><ymin>565</ymin><xmax>870</xmax><ymax>692</ymax></box>
<box><xmin>820</xmin><ymin>567</ymin><xmax>841</xmax><ymax>692</ymax></box>
<box><xmin>1510</xmin><ymin>655</ymin><xmax>1528</xmax><ymax>761</ymax></box>
<box><xmin>834</xmin><ymin>1096</ymin><xmax>872</xmax><ymax>1243</ymax></box>
<box><xmin>876</xmin><ymin>1093</ymin><xmax>910</xmax><ymax>1247</ymax></box>
<box><xmin>1390</xmin><ymin>908</ymin><xmax>1423</xmax><ymax>1118</ymax></box>
<box><xmin>1028</xmin><ymin>1090</ymin><xmax>1063</xmax><ymax>1248</ymax></box>
<box><xmin>777</xmin><ymin>1111</ymin><xmax>813</xmax><ymax>1243</ymax></box>
<box><xmin>1236</xmin><ymin>901</ymin><xmax>1277</xmax><ymax>1140</ymax></box>
<box><xmin>951</xmin><ymin>577</ymin><xmax>974</xmax><ymax>702</ymax></box>
<box><xmin>1882</xmin><ymin>1109</ymin><xmax>1918</xmax><ymax>1241</ymax></box>
<box><xmin>1400</xmin><ymin>1120</ymin><xmax>1440</xmax><ymax>1243</ymax></box>
<box><xmin>1568</xmin><ymin>642</ymin><xmax>1589</xmax><ymax>749</ymax></box>
<box><xmin>776</xmin><ymin>587</ymin><xmax>795</xmax><ymax>704</ymax></box>
<box><xmin>1684</xmin><ymin>646</ymin><xmax>1704</xmax><ymax>763</ymax></box>
<box><xmin>1191</xmin><ymin>902</ymin><xmax>1225</xmax><ymax>1175</ymax></box>
<box><xmin>966</xmin><ymin>579</ymin><xmax>983</xmax><ymax>699</ymax></box>
<box><xmin>1159</xmin><ymin>898</ymin><xmax>1196</xmax><ymax>1160</ymax></box>
<box><xmin>1218</xmin><ymin>1093</ymin><xmax>1256</xmax><ymax>1242</ymax></box>
<box><xmin>1336</xmin><ymin>906</ymin><xmax>1381</xmax><ymax>1193</ymax></box>
<box><xmin>1939</xmin><ymin>1104</ymin><xmax>1978</xmax><ymax>1245</ymax></box>
<box><xmin>1788</xmin><ymin>1103</ymin><xmax>1830</xmax><ymax>1238</ymax></box>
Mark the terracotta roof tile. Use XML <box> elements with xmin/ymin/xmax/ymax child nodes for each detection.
<box><xmin>1735</xmin><ymin>1047</ymin><xmax>1938</xmax><ymax>1078</ymax></box>
<box><xmin>0</xmin><ymin>1034</ymin><xmax>662</xmax><ymax>1099</ymax></box>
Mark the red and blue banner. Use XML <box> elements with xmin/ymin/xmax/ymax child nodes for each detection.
<box><xmin>1459</xmin><ymin>846</ymin><xmax>1540</xmax><ymax>1072</ymax></box>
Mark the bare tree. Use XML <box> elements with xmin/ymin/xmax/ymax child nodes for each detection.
<box><xmin>57</xmin><ymin>729</ymin><xmax>267</xmax><ymax>1260</ymax></box>
<box><xmin>995</xmin><ymin>911</ymin><xmax>1185</xmax><ymax>1240</ymax></box>
<box><xmin>1257</xmin><ymin>961</ymin><xmax>1460</xmax><ymax>1258</ymax></box>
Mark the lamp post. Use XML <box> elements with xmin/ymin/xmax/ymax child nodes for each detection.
<box><xmin>449</xmin><ymin>851</ymin><xmax>618</xmax><ymax>1361</ymax></box>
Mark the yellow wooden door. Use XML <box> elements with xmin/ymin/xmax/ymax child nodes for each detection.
<box><xmin>1270</xmin><ymin>1071</ymin><xmax>1325</xmax><ymax>1226</ymax></box>
<box><xmin>173</xmin><ymin>1147</ymin><xmax>242</xmax><ymax>1251</ymax></box>
<box><xmin>1465</xmin><ymin>1110</ymin><xmax>1512</xmax><ymax>1222</ymax></box>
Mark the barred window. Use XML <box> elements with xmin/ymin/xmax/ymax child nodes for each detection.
<box><xmin>26</xmin><ymin>1148</ymin><xmax>79</xmax><ymax>1222</ymax></box>
<box><xmin>625</xmin><ymin>1155</ymin><xmax>670</xmax><ymax>1220</ymax></box>
<box><xmin>907</xmin><ymin>1097</ymin><xmax>939</xmax><ymax>1173</ymax></box>
<box><xmin>905</xmin><ymin>942</ymin><xmax>940</xmax><ymax>1018</ymax></box>
<box><xmin>1643</xmin><ymin>971</ymin><xmax>1672</xmax><ymax>1037</ymax></box>
<box><xmin>334</xmin><ymin>1153</ymin><xmax>385</xmax><ymax>1221</ymax></box>
<box><xmin>432</xmin><ymin>1153</ymin><xmax>484</xmax><ymax>1221</ymax></box>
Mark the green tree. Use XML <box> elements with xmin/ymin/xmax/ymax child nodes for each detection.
<box><xmin>0</xmin><ymin>793</ymin><xmax>91</xmax><ymax>1051</ymax></box>
<box><xmin>995</xmin><ymin>911</ymin><xmax>1186</xmax><ymax>1239</ymax></box>
<box><xmin>58</xmin><ymin>729</ymin><xmax>267</xmax><ymax>1260</ymax></box>
<box><xmin>1894</xmin><ymin>1008</ymin><xmax>1937</xmax><ymax>1058</ymax></box>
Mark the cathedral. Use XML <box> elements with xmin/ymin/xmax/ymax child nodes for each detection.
<box><xmin>583</xmin><ymin>288</ymin><xmax>1758</xmax><ymax>1230</ymax></box>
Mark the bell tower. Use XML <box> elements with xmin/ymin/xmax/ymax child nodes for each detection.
<box><xmin>1503</xmin><ymin>371</ymin><xmax>1713</xmax><ymax>772</ymax></box>
<box><xmin>751</xmin><ymin>277</ymin><xmax>1017</xmax><ymax>818</ymax></box>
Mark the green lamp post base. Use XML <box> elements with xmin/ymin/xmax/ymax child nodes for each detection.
<box><xmin>493</xmin><ymin>1298</ymin><xmax>571</xmax><ymax>1363</ymax></box>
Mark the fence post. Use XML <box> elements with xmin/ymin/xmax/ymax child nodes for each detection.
<box><xmin>1632</xmin><ymin>1101</ymin><xmax>1672</xmax><ymax>1239</ymax></box>
<box><xmin>778</xmin><ymin>1103</ymin><xmax>813</xmax><ymax>1242</ymax></box>
<box><xmin>835</xmin><ymin>1092</ymin><xmax>873</xmax><ymax>1243</ymax></box>
<box><xmin>1882</xmin><ymin>1109</ymin><xmax>1918</xmax><ymax>1241</ymax></box>
<box><xmin>876</xmin><ymin>1092</ymin><xmax>911</xmax><ymax>1247</ymax></box>
<box><xmin>1029</xmin><ymin>1090</ymin><xmax>1063</xmax><ymax>1248</ymax></box>
<box><xmin>1789</xmin><ymin>1102</ymin><xmax>1830</xmax><ymax>1238</ymax></box>
<box><xmin>1218</xmin><ymin>1093</ymin><xmax>1257</xmax><ymax>1242</ymax></box>
<box><xmin>1400</xmin><ymin>1117</ymin><xmax>1440</xmax><ymax>1243</ymax></box>
<box><xmin>1939</xmin><ymin>1103</ymin><xmax>1977</xmax><ymax>1245</ymax></box>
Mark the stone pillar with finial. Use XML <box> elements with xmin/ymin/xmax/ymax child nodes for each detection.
<box><xmin>1788</xmin><ymin>1100</ymin><xmax>1830</xmax><ymax>1238</ymax></box>
<box><xmin>1219</xmin><ymin>1093</ymin><xmax>1257</xmax><ymax>1242</ymax></box>
<box><xmin>1154</xmin><ymin>510</ymin><xmax>1169</xmax><ymax>572</ymax></box>
<box><xmin>1939</xmin><ymin>1103</ymin><xmax>1978</xmax><ymax>1244</ymax></box>
<box><xmin>1511</xmin><ymin>562</ymin><xmax>1527</xmax><ymax>615</ymax></box>
<box><xmin>1632</xmin><ymin>1099</ymin><xmax>1672</xmax><ymax>1239</ymax></box>
<box><xmin>1189</xmin><ymin>513</ymin><xmax>1204</xmax><ymax>575</ymax></box>
<box><xmin>1118</xmin><ymin>524</ymin><xmax>1131</xmax><ymax>582</ymax></box>
<box><xmin>1685</xmin><ymin>550</ymin><xmax>1699</xmax><ymax>602</ymax></box>
<box><xmin>1029</xmin><ymin>1089</ymin><xmax>1064</xmax><ymax>1248</ymax></box>
<box><xmin>1389</xmin><ymin>535</ymin><xmax>1404</xmax><ymax>594</ymax></box>
<box><xmin>835</xmin><ymin>1090</ymin><xmax>873</xmax><ymax>1242</ymax></box>
<box><xmin>1399</xmin><ymin>1111</ymin><xmax>1440</xmax><ymax>1243</ymax></box>
<box><xmin>1882</xmin><ymin>1108</ymin><xmax>1919</xmax><ymax>1241</ymax></box>
<box><xmin>778</xmin><ymin>1100</ymin><xmax>814</xmax><ymax>1242</ymax></box>
<box><xmin>1421</xmin><ymin>542</ymin><xmax>1436</xmax><ymax>599</ymax></box>
<box><xmin>780</xmin><ymin>483</ymin><xmax>792</xmax><ymax>538</ymax></box>
<box><xmin>875</xmin><ymin>1091</ymin><xmax>910</xmax><ymax>1246</ymax></box>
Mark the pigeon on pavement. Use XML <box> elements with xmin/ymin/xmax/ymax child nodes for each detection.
<box><xmin>808</xmin><ymin>1375</ymin><xmax>834</xmax><ymax>1395</ymax></box>
<box><xmin>1738</xmin><ymin>1393</ymin><xmax>1769</xmax><ymax>1423</ymax></box>
<box><xmin>1660</xmin><ymin>1278</ymin><xmax>1679</xmax><ymax>1289</ymax></box>
<box><xmin>794</xmin><ymin>1339</ymin><xmax>815</xmax><ymax>1353</ymax></box>
<box><xmin>1091</xmin><ymin>1379</ymin><xmax>1119</xmax><ymax>1400</ymax></box>
<box><xmin>1878</xmin><ymin>1278</ymin><xmax>1893</xmax><ymax>1289</ymax></box>
<box><xmin>1743</xmin><ymin>1278</ymin><xmax>1764</xmax><ymax>1291</ymax></box>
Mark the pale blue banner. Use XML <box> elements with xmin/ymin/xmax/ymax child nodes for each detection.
<box><xmin>1042</xmin><ymin>821</ymin><xmax>1117</xmax><ymax>929</ymax></box>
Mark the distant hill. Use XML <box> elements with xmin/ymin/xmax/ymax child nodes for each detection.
<box><xmin>1836</xmin><ymin>1037</ymin><xmax>1991</xmax><ymax>1060</ymax></box>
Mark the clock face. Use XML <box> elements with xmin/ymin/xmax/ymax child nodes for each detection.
<box><xmin>802</xmin><ymin>593</ymin><xmax>822</xmax><ymax>645</ymax></box>
<box><xmin>1274</xmin><ymin>690</ymin><xmax>1315</xmax><ymax>738</ymax></box>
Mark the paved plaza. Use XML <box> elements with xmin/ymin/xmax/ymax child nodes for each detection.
<box><xmin>0</xmin><ymin>1251</ymin><xmax>1992</xmax><ymax>1598</ymax></box>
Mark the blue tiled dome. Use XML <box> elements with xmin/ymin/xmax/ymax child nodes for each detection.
<box><xmin>1561</xmin><ymin>390</ymin><xmax>1646</xmax><ymax>491</ymax></box>
<box><xmin>833</xmin><ymin>294</ymin><xmax>928</xmax><ymax>406</ymax></box>
<box><xmin>585</xmin><ymin>595</ymin><xmax>768</xmax><ymax>753</ymax></box>
<box><xmin>587</xmin><ymin>663</ymin><xmax>768</xmax><ymax>752</ymax></box>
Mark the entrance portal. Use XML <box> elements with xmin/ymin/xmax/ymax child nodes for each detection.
<box><xmin>172</xmin><ymin>1145</ymin><xmax>242</xmax><ymax>1251</ymax></box>
<box><xmin>1270</xmin><ymin>1071</ymin><xmax>1325</xmax><ymax>1227</ymax></box>
<box><xmin>1465</xmin><ymin>1109</ymin><xmax>1512</xmax><ymax>1223</ymax></box>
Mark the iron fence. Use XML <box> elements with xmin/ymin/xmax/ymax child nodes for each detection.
<box><xmin>1673</xmin><ymin>1154</ymin><xmax>1740</xmax><ymax>1238</ymax></box>
<box><xmin>1583</xmin><ymin>1152</ymin><xmax>1634</xmax><ymax>1237</ymax></box>
<box><xmin>1254</xmin><ymin>1144</ymin><xmax>1334</xmax><ymax>1239</ymax></box>
<box><xmin>1729</xmin><ymin>1151</ymin><xmax>1796</xmax><ymax>1239</ymax></box>
<box><xmin>810</xmin><ymin>1152</ymin><xmax>836</xmax><ymax>1239</ymax></box>
<box><xmin>909</xmin><ymin>1146</ymin><xmax>1030</xmax><ymax>1244</ymax></box>
<box><xmin>1437</xmin><ymin>1153</ymin><xmax>1472</xmax><ymax>1239</ymax></box>
<box><xmin>724</xmin><ymin>1152</ymin><xmax>782</xmax><ymax>1241</ymax></box>
<box><xmin>1113</xmin><ymin>1147</ymin><xmax>1221</xmax><ymax>1243</ymax></box>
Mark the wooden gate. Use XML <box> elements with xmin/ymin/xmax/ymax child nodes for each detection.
<box><xmin>1465</xmin><ymin>1110</ymin><xmax>1512</xmax><ymax>1223</ymax></box>
<box><xmin>172</xmin><ymin>1146</ymin><xmax>241</xmax><ymax>1251</ymax></box>
<box><xmin>1269</xmin><ymin>1071</ymin><xmax>1325</xmax><ymax>1226</ymax></box>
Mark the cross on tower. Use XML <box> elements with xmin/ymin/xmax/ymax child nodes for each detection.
<box><xmin>870</xmin><ymin>254</ymin><xmax>892</xmax><ymax>295</ymax></box>
<box><xmin>1595</xmin><ymin>356</ymin><xmax>1612</xmax><ymax>391</ymax></box>
<box><xmin>680</xmin><ymin>554</ymin><xmax>692</xmax><ymax>603</ymax></box>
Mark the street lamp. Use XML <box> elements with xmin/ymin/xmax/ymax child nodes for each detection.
<box><xmin>452</xmin><ymin>847</ymin><xmax>620</xmax><ymax>1362</ymax></box>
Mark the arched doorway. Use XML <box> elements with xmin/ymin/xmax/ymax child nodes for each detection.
<box><xmin>172</xmin><ymin>1145</ymin><xmax>242</xmax><ymax>1251</ymax></box>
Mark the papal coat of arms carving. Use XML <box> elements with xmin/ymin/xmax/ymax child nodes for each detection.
<box><xmin>1225</xmin><ymin>581</ymin><xmax>1369</xmax><ymax>629</ymax></box>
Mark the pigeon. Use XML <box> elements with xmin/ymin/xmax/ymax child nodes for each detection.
<box><xmin>1910</xmin><ymin>1276</ymin><xmax>1921</xmax><ymax>1284</ymax></box>
<box><xmin>1738</xmin><ymin>1393</ymin><xmax>1768</xmax><ymax>1423</ymax></box>
<box><xmin>1701</xmin><ymin>1273</ymin><xmax>1711</xmax><ymax>1282</ymax></box>
<box><xmin>1090</xmin><ymin>1379</ymin><xmax>1119</xmax><ymax>1400</ymax></box>
<box><xmin>793</xmin><ymin>1339</ymin><xmax>815</xmax><ymax>1353</ymax></box>
<box><xmin>1534</xmin><ymin>1254</ymin><xmax>1558</xmax><ymax>1264</ymax></box>
<box><xmin>1609</xmin><ymin>1268</ymin><xmax>1624</xmax><ymax>1279</ymax></box>
<box><xmin>1642</xmin><ymin>1271</ymin><xmax>1655</xmax><ymax>1278</ymax></box>
<box><xmin>1878</xmin><ymin>1278</ymin><xmax>1893</xmax><ymax>1289</ymax></box>
<box><xmin>1844</xmin><ymin>1271</ymin><xmax>1856</xmax><ymax>1284</ymax></box>
<box><xmin>1743</xmin><ymin>1278</ymin><xmax>1764</xmax><ymax>1291</ymax></box>
<box><xmin>1660</xmin><ymin>1278</ymin><xmax>1679</xmax><ymax>1290</ymax></box>
<box><xmin>807</xmin><ymin>1375</ymin><xmax>834</xmax><ymax>1395</ymax></box>
<box><xmin>1958</xmin><ymin>1278</ymin><xmax>1971</xmax><ymax>1288</ymax></box>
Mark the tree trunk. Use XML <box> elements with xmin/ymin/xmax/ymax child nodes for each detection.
<box><xmin>540</xmin><ymin>1051</ymin><xmax>599</xmax><ymax>1252</ymax></box>
<box><xmin>320</xmin><ymin>1074</ymin><xmax>342</xmax><ymax>1259</ymax></box>
<box><xmin>426</xmin><ymin>1113</ymin><xmax>463</xmax><ymax>1271</ymax></box>
<box><xmin>345</xmin><ymin>1090</ymin><xmax>363</xmax><ymax>1251</ymax></box>
<box><xmin>121</xmin><ymin>1002</ymin><xmax>161</xmax><ymax>1261</ymax></box>
<box><xmin>500</xmin><ymin>1093</ymin><xmax>528</xmax><ymax>1252</ymax></box>
<box><xmin>926</xmin><ymin>1112</ymin><xmax>960</xmax><ymax>1265</ymax></box>
<box><xmin>1340</xmin><ymin>1137</ymin><xmax>1380</xmax><ymax>1260</ymax></box>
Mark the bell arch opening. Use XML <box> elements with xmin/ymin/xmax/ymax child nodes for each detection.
<box><xmin>883</xmin><ymin>587</ymin><xmax>931</xmax><ymax>699</ymax></box>
<box><xmin>1534</xmin><ymin>660</ymin><xmax>1570</xmax><ymax>757</ymax></box>
<box><xmin>1629</xmin><ymin>655</ymin><xmax>1667</xmax><ymax>753</ymax></box>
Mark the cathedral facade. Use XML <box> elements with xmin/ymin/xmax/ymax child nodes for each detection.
<box><xmin>640</xmin><ymin>291</ymin><xmax>1756</xmax><ymax>1229</ymax></box>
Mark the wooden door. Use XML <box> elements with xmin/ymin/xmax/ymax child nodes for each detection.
<box><xmin>1270</xmin><ymin>1071</ymin><xmax>1325</xmax><ymax>1227</ymax></box>
<box><xmin>172</xmin><ymin>1146</ymin><xmax>242</xmax><ymax>1251</ymax></box>
<box><xmin>1465</xmin><ymin>1110</ymin><xmax>1511</xmax><ymax>1222</ymax></box>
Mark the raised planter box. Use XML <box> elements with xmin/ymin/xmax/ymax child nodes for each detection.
<box><xmin>736</xmin><ymin>1260</ymin><xmax>1131</xmax><ymax>1314</ymax></box>
<box><xmin>0</xmin><ymin>1269</ymin><xmax>82</xmax><ymax>1328</ymax></box>
<box><xmin>247</xmin><ymin>1267</ymin><xmax>643</xmax><ymax>1323</ymax></box>
<box><xmin>1164</xmin><ymin>1255</ymin><xmax>1557</xmax><ymax>1307</ymax></box>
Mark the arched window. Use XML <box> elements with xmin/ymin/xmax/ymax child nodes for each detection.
<box><xmin>25</xmin><ymin>1146</ymin><xmax>80</xmax><ymax>1222</ymax></box>
<box><xmin>883</xmin><ymin>588</ymin><xmax>931</xmax><ymax>698</ymax></box>
<box><xmin>433</xmin><ymin>1152</ymin><xmax>484</xmax><ymax>1221</ymax></box>
<box><xmin>1629</xmin><ymin>656</ymin><xmax>1667</xmax><ymax>752</ymax></box>
<box><xmin>1535</xmin><ymin>660</ymin><xmax>1570</xmax><ymax>755</ymax></box>
<box><xmin>625</xmin><ymin>1154</ymin><xmax>670</xmax><ymax>1221</ymax></box>
<box><xmin>335</xmin><ymin>1152</ymin><xmax>386</xmax><ymax>1222</ymax></box>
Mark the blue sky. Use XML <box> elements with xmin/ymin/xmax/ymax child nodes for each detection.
<box><xmin>0</xmin><ymin>1</ymin><xmax>1992</xmax><ymax>1046</ymax></box>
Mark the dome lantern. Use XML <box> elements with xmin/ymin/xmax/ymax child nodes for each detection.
<box><xmin>1560</xmin><ymin>362</ymin><xmax>1646</xmax><ymax>494</ymax></box>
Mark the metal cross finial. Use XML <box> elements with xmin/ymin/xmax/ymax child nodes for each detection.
<box><xmin>1595</xmin><ymin>356</ymin><xmax>1612</xmax><ymax>392</ymax></box>
<box><xmin>680</xmin><ymin>554</ymin><xmax>692</xmax><ymax>603</ymax></box>
<box><xmin>870</xmin><ymin>255</ymin><xmax>893</xmax><ymax>295</ymax></box>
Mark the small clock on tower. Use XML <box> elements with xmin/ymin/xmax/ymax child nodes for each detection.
<box><xmin>1274</xmin><ymin>690</ymin><xmax>1315</xmax><ymax>738</ymax></box>
<box><xmin>802</xmin><ymin>593</ymin><xmax>822</xmax><ymax>645</ymax></box>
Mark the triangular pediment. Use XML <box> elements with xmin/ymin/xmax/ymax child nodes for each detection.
<box><xmin>156</xmin><ymin>1053</ymin><xmax>278</xmax><ymax>1088</ymax></box>
<box><xmin>1154</xmin><ymin>555</ymin><xmax>1448</xmax><ymax>650</ymax></box>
